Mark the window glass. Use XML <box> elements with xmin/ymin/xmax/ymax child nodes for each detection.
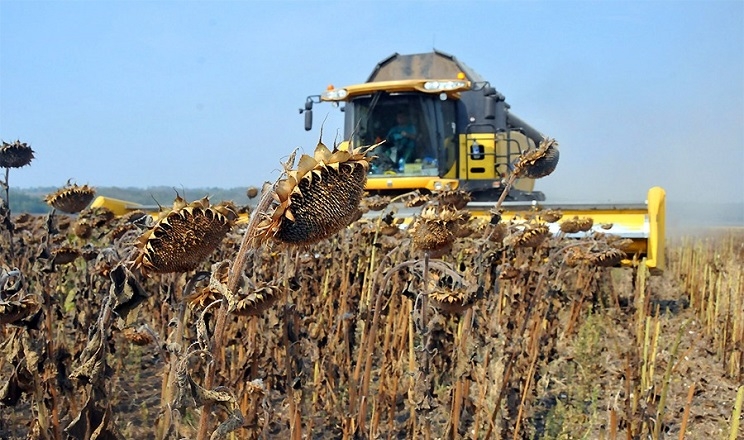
<box><xmin>351</xmin><ymin>94</ymin><xmax>447</xmax><ymax>176</ymax></box>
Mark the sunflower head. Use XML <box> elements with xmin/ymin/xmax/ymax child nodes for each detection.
<box><xmin>246</xmin><ymin>186</ymin><xmax>260</xmax><ymax>199</ymax></box>
<box><xmin>506</xmin><ymin>224</ymin><xmax>551</xmax><ymax>248</ymax></box>
<box><xmin>51</xmin><ymin>246</ymin><xmax>80</xmax><ymax>265</ymax></box>
<box><xmin>255</xmin><ymin>141</ymin><xmax>375</xmax><ymax>245</ymax></box>
<box><xmin>229</xmin><ymin>281</ymin><xmax>282</xmax><ymax>316</ymax></box>
<box><xmin>132</xmin><ymin>196</ymin><xmax>236</xmax><ymax>274</ymax></box>
<box><xmin>560</xmin><ymin>216</ymin><xmax>594</xmax><ymax>234</ymax></box>
<box><xmin>78</xmin><ymin>206</ymin><xmax>116</xmax><ymax>228</ymax></box>
<box><xmin>540</xmin><ymin>209</ymin><xmax>563</xmax><ymax>223</ymax></box>
<box><xmin>364</xmin><ymin>195</ymin><xmax>391</xmax><ymax>212</ymax></box>
<box><xmin>404</xmin><ymin>191</ymin><xmax>431</xmax><ymax>208</ymax></box>
<box><xmin>564</xmin><ymin>248</ymin><xmax>589</xmax><ymax>267</ymax></box>
<box><xmin>436</xmin><ymin>189</ymin><xmax>472</xmax><ymax>210</ymax></box>
<box><xmin>410</xmin><ymin>205</ymin><xmax>464</xmax><ymax>254</ymax></box>
<box><xmin>514</xmin><ymin>138</ymin><xmax>559</xmax><ymax>179</ymax></box>
<box><xmin>0</xmin><ymin>140</ymin><xmax>35</xmax><ymax>169</ymax></box>
<box><xmin>588</xmin><ymin>248</ymin><xmax>626</xmax><ymax>267</ymax></box>
<box><xmin>44</xmin><ymin>182</ymin><xmax>96</xmax><ymax>214</ymax></box>
<box><xmin>121</xmin><ymin>327</ymin><xmax>154</xmax><ymax>346</ymax></box>
<box><xmin>0</xmin><ymin>295</ymin><xmax>40</xmax><ymax>325</ymax></box>
<box><xmin>429</xmin><ymin>287</ymin><xmax>475</xmax><ymax>314</ymax></box>
<box><xmin>498</xmin><ymin>263</ymin><xmax>522</xmax><ymax>280</ymax></box>
<box><xmin>73</xmin><ymin>220</ymin><xmax>93</xmax><ymax>239</ymax></box>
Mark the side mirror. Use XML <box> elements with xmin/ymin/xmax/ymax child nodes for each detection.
<box><xmin>303</xmin><ymin>100</ymin><xmax>313</xmax><ymax>131</ymax></box>
<box><xmin>304</xmin><ymin>109</ymin><xmax>313</xmax><ymax>131</ymax></box>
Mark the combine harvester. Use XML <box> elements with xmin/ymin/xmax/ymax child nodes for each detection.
<box><xmin>92</xmin><ymin>51</ymin><xmax>665</xmax><ymax>271</ymax></box>
<box><xmin>299</xmin><ymin>50</ymin><xmax>665</xmax><ymax>271</ymax></box>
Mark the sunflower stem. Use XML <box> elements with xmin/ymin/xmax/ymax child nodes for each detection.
<box><xmin>419</xmin><ymin>251</ymin><xmax>433</xmax><ymax>440</ymax></box>
<box><xmin>1</xmin><ymin>167</ymin><xmax>15</xmax><ymax>258</ymax></box>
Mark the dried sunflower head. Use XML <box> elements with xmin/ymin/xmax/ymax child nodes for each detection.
<box><xmin>78</xmin><ymin>206</ymin><xmax>116</xmax><ymax>228</ymax></box>
<box><xmin>514</xmin><ymin>138</ymin><xmax>559</xmax><ymax>179</ymax></box>
<box><xmin>0</xmin><ymin>140</ymin><xmax>35</xmax><ymax>168</ymax></box>
<box><xmin>607</xmin><ymin>237</ymin><xmax>634</xmax><ymax>251</ymax></box>
<box><xmin>133</xmin><ymin>196</ymin><xmax>236</xmax><ymax>274</ymax></box>
<box><xmin>429</xmin><ymin>287</ymin><xmax>476</xmax><ymax>314</ymax></box>
<box><xmin>588</xmin><ymin>248</ymin><xmax>626</xmax><ymax>267</ymax></box>
<box><xmin>121</xmin><ymin>327</ymin><xmax>154</xmax><ymax>346</ymax></box>
<box><xmin>364</xmin><ymin>195</ymin><xmax>391</xmax><ymax>211</ymax></box>
<box><xmin>121</xmin><ymin>209</ymin><xmax>149</xmax><ymax>224</ymax></box>
<box><xmin>379</xmin><ymin>224</ymin><xmax>401</xmax><ymax>236</ymax></box>
<box><xmin>498</xmin><ymin>263</ymin><xmax>522</xmax><ymax>280</ymax></box>
<box><xmin>186</xmin><ymin>260</ymin><xmax>232</xmax><ymax>308</ymax></box>
<box><xmin>404</xmin><ymin>191</ymin><xmax>430</xmax><ymax>208</ymax></box>
<box><xmin>73</xmin><ymin>220</ymin><xmax>93</xmax><ymax>239</ymax></box>
<box><xmin>575</xmin><ymin>217</ymin><xmax>594</xmax><ymax>232</ymax></box>
<box><xmin>255</xmin><ymin>141</ymin><xmax>374</xmax><ymax>245</ymax></box>
<box><xmin>564</xmin><ymin>248</ymin><xmax>589</xmax><ymax>267</ymax></box>
<box><xmin>540</xmin><ymin>209</ymin><xmax>563</xmax><ymax>223</ymax></box>
<box><xmin>55</xmin><ymin>216</ymin><xmax>72</xmax><ymax>231</ymax></box>
<box><xmin>436</xmin><ymin>189</ymin><xmax>472</xmax><ymax>210</ymax></box>
<box><xmin>0</xmin><ymin>295</ymin><xmax>40</xmax><ymax>325</ymax></box>
<box><xmin>506</xmin><ymin>224</ymin><xmax>551</xmax><ymax>248</ymax></box>
<box><xmin>44</xmin><ymin>182</ymin><xmax>96</xmax><ymax>214</ymax></box>
<box><xmin>108</xmin><ymin>223</ymin><xmax>137</xmax><ymax>241</ymax></box>
<box><xmin>80</xmin><ymin>244</ymin><xmax>98</xmax><ymax>262</ymax></box>
<box><xmin>246</xmin><ymin>186</ymin><xmax>260</xmax><ymax>199</ymax></box>
<box><xmin>229</xmin><ymin>281</ymin><xmax>282</xmax><ymax>316</ymax></box>
<box><xmin>559</xmin><ymin>216</ymin><xmax>593</xmax><ymax>234</ymax></box>
<box><xmin>51</xmin><ymin>246</ymin><xmax>80</xmax><ymax>265</ymax></box>
<box><xmin>410</xmin><ymin>205</ymin><xmax>464</xmax><ymax>254</ymax></box>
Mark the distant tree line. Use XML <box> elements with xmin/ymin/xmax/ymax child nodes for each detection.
<box><xmin>4</xmin><ymin>186</ymin><xmax>254</xmax><ymax>214</ymax></box>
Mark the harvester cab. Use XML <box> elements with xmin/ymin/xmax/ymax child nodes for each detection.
<box><xmin>302</xmin><ymin>50</ymin><xmax>546</xmax><ymax>202</ymax></box>
<box><xmin>301</xmin><ymin>50</ymin><xmax>666</xmax><ymax>271</ymax></box>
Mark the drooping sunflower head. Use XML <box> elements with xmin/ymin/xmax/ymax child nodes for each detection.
<box><xmin>0</xmin><ymin>295</ymin><xmax>41</xmax><ymax>325</ymax></box>
<box><xmin>121</xmin><ymin>326</ymin><xmax>155</xmax><ymax>346</ymax></box>
<box><xmin>44</xmin><ymin>182</ymin><xmax>96</xmax><ymax>214</ymax></box>
<box><xmin>246</xmin><ymin>186</ymin><xmax>260</xmax><ymax>199</ymax></box>
<box><xmin>588</xmin><ymin>248</ymin><xmax>626</xmax><ymax>267</ymax></box>
<box><xmin>410</xmin><ymin>205</ymin><xmax>465</xmax><ymax>254</ymax></box>
<box><xmin>429</xmin><ymin>287</ymin><xmax>476</xmax><ymax>314</ymax></box>
<box><xmin>560</xmin><ymin>216</ymin><xmax>594</xmax><ymax>234</ymax></box>
<box><xmin>363</xmin><ymin>194</ymin><xmax>391</xmax><ymax>212</ymax></box>
<box><xmin>436</xmin><ymin>189</ymin><xmax>472</xmax><ymax>210</ymax></box>
<box><xmin>255</xmin><ymin>141</ymin><xmax>375</xmax><ymax>246</ymax></box>
<box><xmin>78</xmin><ymin>206</ymin><xmax>116</xmax><ymax>228</ymax></box>
<box><xmin>132</xmin><ymin>196</ymin><xmax>237</xmax><ymax>274</ymax></box>
<box><xmin>540</xmin><ymin>209</ymin><xmax>563</xmax><ymax>223</ymax></box>
<box><xmin>51</xmin><ymin>246</ymin><xmax>81</xmax><ymax>265</ymax></box>
<box><xmin>514</xmin><ymin>137</ymin><xmax>559</xmax><ymax>179</ymax></box>
<box><xmin>506</xmin><ymin>224</ymin><xmax>551</xmax><ymax>248</ymax></box>
<box><xmin>229</xmin><ymin>281</ymin><xmax>282</xmax><ymax>316</ymax></box>
<box><xmin>0</xmin><ymin>140</ymin><xmax>35</xmax><ymax>169</ymax></box>
<box><xmin>403</xmin><ymin>190</ymin><xmax>431</xmax><ymax>208</ymax></box>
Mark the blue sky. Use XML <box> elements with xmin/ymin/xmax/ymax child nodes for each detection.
<box><xmin>1</xmin><ymin>0</ymin><xmax>742</xmax><ymax>205</ymax></box>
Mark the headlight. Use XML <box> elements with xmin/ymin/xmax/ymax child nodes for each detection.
<box><xmin>322</xmin><ymin>88</ymin><xmax>348</xmax><ymax>100</ymax></box>
<box><xmin>424</xmin><ymin>80</ymin><xmax>468</xmax><ymax>91</ymax></box>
